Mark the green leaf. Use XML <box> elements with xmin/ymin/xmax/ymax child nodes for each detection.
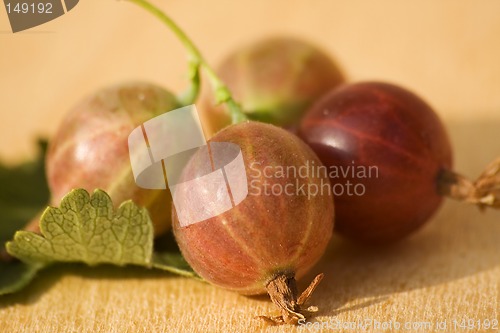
<box><xmin>0</xmin><ymin>140</ymin><xmax>49</xmax><ymax>247</ymax></box>
<box><xmin>2</xmin><ymin>188</ymin><xmax>199</xmax><ymax>296</ymax></box>
<box><xmin>0</xmin><ymin>140</ymin><xmax>49</xmax><ymax>296</ymax></box>
<box><xmin>0</xmin><ymin>261</ymin><xmax>44</xmax><ymax>295</ymax></box>
<box><xmin>7</xmin><ymin>189</ymin><xmax>153</xmax><ymax>266</ymax></box>
<box><xmin>152</xmin><ymin>252</ymin><xmax>200</xmax><ymax>279</ymax></box>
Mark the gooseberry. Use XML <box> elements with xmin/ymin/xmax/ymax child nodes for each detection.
<box><xmin>199</xmin><ymin>37</ymin><xmax>345</xmax><ymax>136</ymax></box>
<box><xmin>299</xmin><ymin>81</ymin><xmax>500</xmax><ymax>243</ymax></box>
<box><xmin>44</xmin><ymin>82</ymin><xmax>178</xmax><ymax>235</ymax></box>
<box><xmin>172</xmin><ymin>121</ymin><xmax>334</xmax><ymax>324</ymax></box>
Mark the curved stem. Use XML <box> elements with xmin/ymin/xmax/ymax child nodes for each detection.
<box><xmin>126</xmin><ymin>0</ymin><xmax>247</xmax><ymax>124</ymax></box>
<box><xmin>176</xmin><ymin>59</ymin><xmax>200</xmax><ymax>106</ymax></box>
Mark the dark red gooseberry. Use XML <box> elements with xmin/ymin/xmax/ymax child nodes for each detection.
<box><xmin>299</xmin><ymin>82</ymin><xmax>453</xmax><ymax>243</ymax></box>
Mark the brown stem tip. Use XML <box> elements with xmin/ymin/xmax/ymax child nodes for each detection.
<box><xmin>257</xmin><ymin>272</ymin><xmax>324</xmax><ymax>325</ymax></box>
<box><xmin>438</xmin><ymin>157</ymin><xmax>500</xmax><ymax>209</ymax></box>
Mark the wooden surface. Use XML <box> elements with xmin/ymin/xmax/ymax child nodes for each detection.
<box><xmin>1</xmin><ymin>1</ymin><xmax>499</xmax><ymax>332</ymax></box>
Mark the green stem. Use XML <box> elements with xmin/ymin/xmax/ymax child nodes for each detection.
<box><xmin>176</xmin><ymin>59</ymin><xmax>200</xmax><ymax>106</ymax></box>
<box><xmin>126</xmin><ymin>0</ymin><xmax>248</xmax><ymax>124</ymax></box>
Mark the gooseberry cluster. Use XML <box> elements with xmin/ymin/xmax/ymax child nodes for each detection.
<box><xmin>19</xmin><ymin>0</ymin><xmax>500</xmax><ymax>325</ymax></box>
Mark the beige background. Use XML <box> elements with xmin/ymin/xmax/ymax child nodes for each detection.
<box><xmin>0</xmin><ymin>1</ymin><xmax>499</xmax><ymax>332</ymax></box>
